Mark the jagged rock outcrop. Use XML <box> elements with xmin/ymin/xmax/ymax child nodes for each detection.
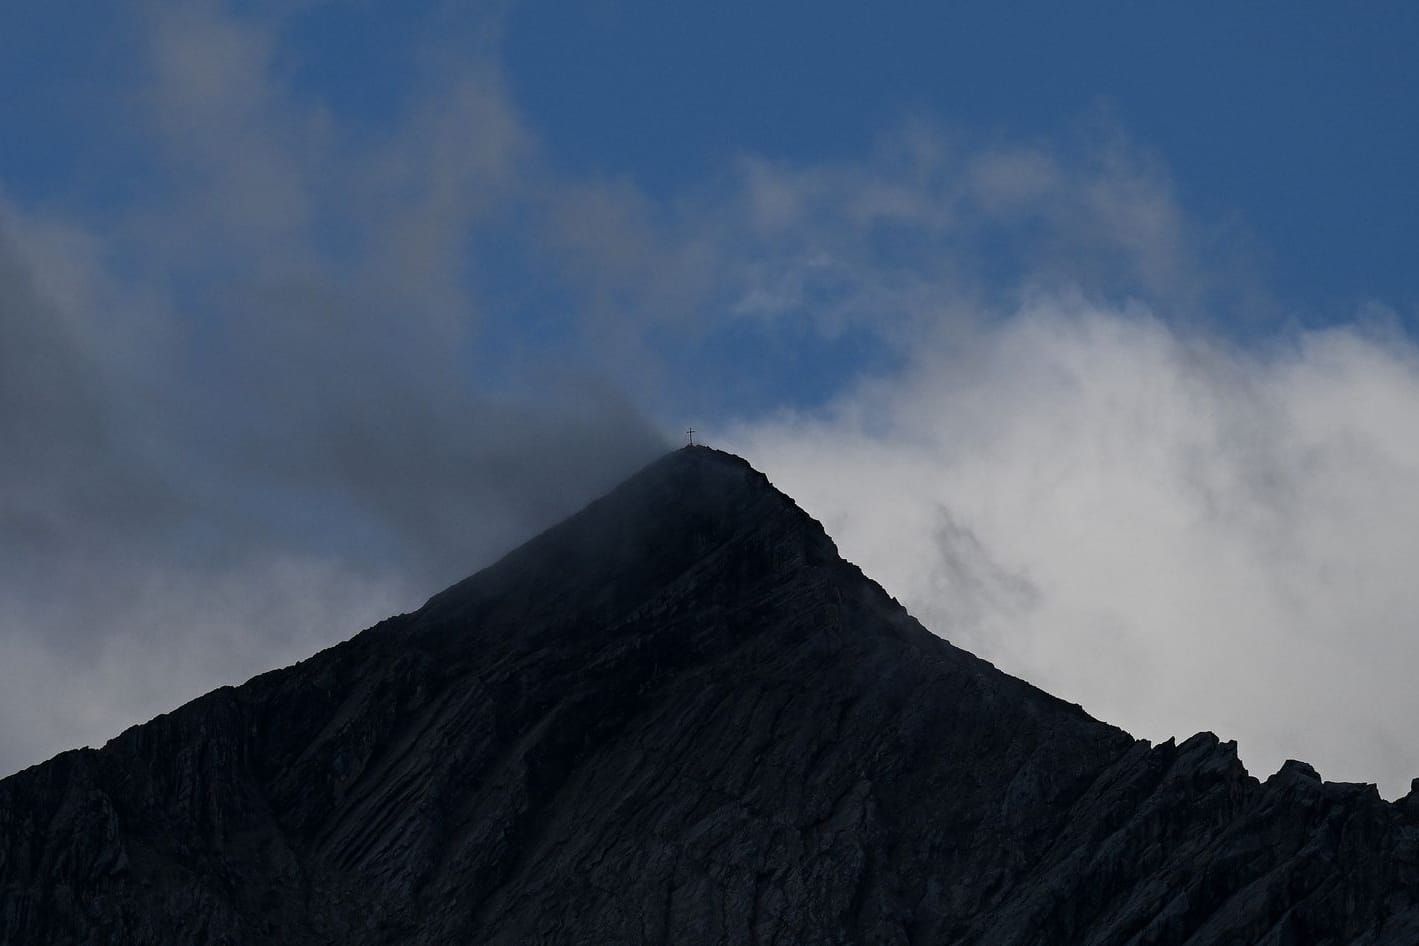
<box><xmin>3</xmin><ymin>446</ymin><xmax>1418</xmax><ymax>944</ymax></box>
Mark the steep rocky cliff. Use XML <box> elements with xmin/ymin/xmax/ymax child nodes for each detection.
<box><xmin>3</xmin><ymin>446</ymin><xmax>1418</xmax><ymax>944</ymax></box>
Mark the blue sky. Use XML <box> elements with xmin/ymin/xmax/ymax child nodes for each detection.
<box><xmin>4</xmin><ymin>2</ymin><xmax>1419</xmax><ymax>794</ymax></box>
<box><xmin>505</xmin><ymin>0</ymin><xmax>1417</xmax><ymax>314</ymax></box>
<box><xmin>6</xmin><ymin>3</ymin><xmax>1415</xmax><ymax>320</ymax></box>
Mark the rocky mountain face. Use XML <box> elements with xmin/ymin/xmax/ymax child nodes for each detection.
<box><xmin>3</xmin><ymin>446</ymin><xmax>1419</xmax><ymax>945</ymax></box>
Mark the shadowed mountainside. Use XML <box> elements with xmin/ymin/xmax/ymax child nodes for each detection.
<box><xmin>3</xmin><ymin>446</ymin><xmax>1419</xmax><ymax>944</ymax></box>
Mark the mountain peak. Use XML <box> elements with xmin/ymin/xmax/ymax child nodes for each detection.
<box><xmin>416</xmin><ymin>444</ymin><xmax>840</xmax><ymax>637</ymax></box>
<box><xmin>4</xmin><ymin>448</ymin><xmax>1419</xmax><ymax>944</ymax></box>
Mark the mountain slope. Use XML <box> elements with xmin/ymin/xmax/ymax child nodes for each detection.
<box><xmin>2</xmin><ymin>446</ymin><xmax>1418</xmax><ymax>944</ymax></box>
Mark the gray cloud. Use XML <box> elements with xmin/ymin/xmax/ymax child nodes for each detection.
<box><xmin>0</xmin><ymin>3</ymin><xmax>666</xmax><ymax>777</ymax></box>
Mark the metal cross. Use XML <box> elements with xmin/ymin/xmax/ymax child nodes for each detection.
<box><xmin>686</xmin><ymin>427</ymin><xmax>696</xmax><ymax>446</ymax></box>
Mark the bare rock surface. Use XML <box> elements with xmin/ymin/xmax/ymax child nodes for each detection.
<box><xmin>3</xmin><ymin>446</ymin><xmax>1419</xmax><ymax>944</ymax></box>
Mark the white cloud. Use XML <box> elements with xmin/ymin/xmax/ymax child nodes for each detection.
<box><xmin>725</xmin><ymin>297</ymin><xmax>1419</xmax><ymax>797</ymax></box>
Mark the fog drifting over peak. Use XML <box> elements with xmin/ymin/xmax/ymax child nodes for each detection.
<box><xmin>0</xmin><ymin>3</ymin><xmax>669</xmax><ymax>777</ymax></box>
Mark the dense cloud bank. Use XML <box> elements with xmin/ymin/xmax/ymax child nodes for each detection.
<box><xmin>728</xmin><ymin>301</ymin><xmax>1419</xmax><ymax>796</ymax></box>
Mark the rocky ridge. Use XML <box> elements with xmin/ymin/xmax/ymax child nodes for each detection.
<box><xmin>3</xmin><ymin>446</ymin><xmax>1419</xmax><ymax>944</ymax></box>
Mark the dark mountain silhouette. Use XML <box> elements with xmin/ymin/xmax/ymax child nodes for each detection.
<box><xmin>3</xmin><ymin>446</ymin><xmax>1419</xmax><ymax>944</ymax></box>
